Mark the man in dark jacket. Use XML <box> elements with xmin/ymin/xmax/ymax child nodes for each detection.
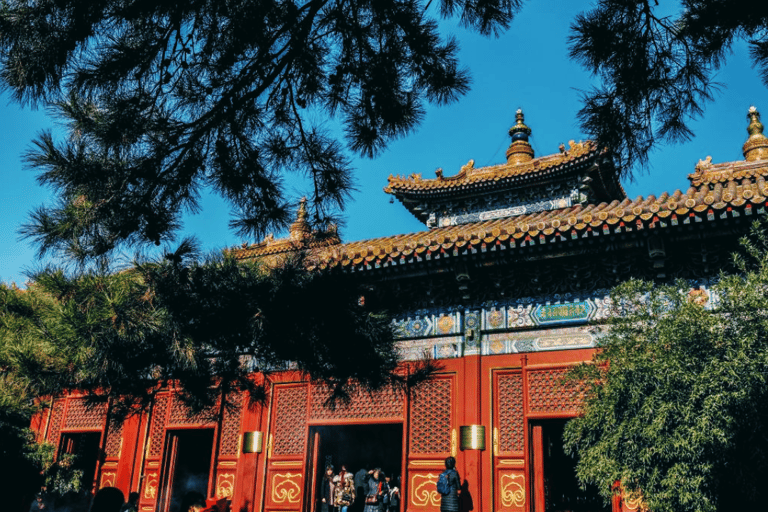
<box><xmin>354</xmin><ymin>464</ymin><xmax>369</xmax><ymax>512</ymax></box>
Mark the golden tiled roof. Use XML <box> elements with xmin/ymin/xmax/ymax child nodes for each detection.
<box><xmin>232</xmin><ymin>107</ymin><xmax>768</xmax><ymax>271</ymax></box>
<box><xmin>234</xmin><ymin>158</ymin><xmax>768</xmax><ymax>269</ymax></box>
<box><xmin>384</xmin><ymin>140</ymin><xmax>600</xmax><ymax>195</ymax></box>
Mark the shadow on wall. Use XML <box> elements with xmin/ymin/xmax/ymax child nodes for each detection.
<box><xmin>460</xmin><ymin>480</ymin><xmax>473</xmax><ymax>512</ymax></box>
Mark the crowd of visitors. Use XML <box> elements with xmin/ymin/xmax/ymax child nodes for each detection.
<box><xmin>320</xmin><ymin>464</ymin><xmax>400</xmax><ymax>512</ymax></box>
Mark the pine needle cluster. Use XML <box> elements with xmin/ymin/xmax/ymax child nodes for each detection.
<box><xmin>0</xmin><ymin>0</ymin><xmax>522</xmax><ymax>260</ymax></box>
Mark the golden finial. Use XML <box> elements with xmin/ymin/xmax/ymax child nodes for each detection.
<box><xmin>508</xmin><ymin>109</ymin><xmax>532</xmax><ymax>140</ymax></box>
<box><xmin>290</xmin><ymin>197</ymin><xmax>310</xmax><ymax>241</ymax></box>
<box><xmin>506</xmin><ymin>108</ymin><xmax>534</xmax><ymax>165</ymax></box>
<box><xmin>743</xmin><ymin>106</ymin><xmax>768</xmax><ymax>161</ymax></box>
<box><xmin>297</xmin><ymin>196</ymin><xmax>308</xmax><ymax>220</ymax></box>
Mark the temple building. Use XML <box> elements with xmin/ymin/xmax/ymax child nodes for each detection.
<box><xmin>31</xmin><ymin>107</ymin><xmax>768</xmax><ymax>512</ymax></box>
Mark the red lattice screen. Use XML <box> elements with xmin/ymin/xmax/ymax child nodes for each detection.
<box><xmin>272</xmin><ymin>386</ymin><xmax>308</xmax><ymax>455</ymax></box>
<box><xmin>309</xmin><ymin>385</ymin><xmax>404</xmax><ymax>421</ymax></box>
<box><xmin>47</xmin><ymin>399</ymin><xmax>65</xmax><ymax>445</ymax></box>
<box><xmin>167</xmin><ymin>396</ymin><xmax>217</xmax><ymax>425</ymax></box>
<box><xmin>409</xmin><ymin>378</ymin><xmax>452</xmax><ymax>454</ymax></box>
<box><xmin>219</xmin><ymin>394</ymin><xmax>244</xmax><ymax>456</ymax></box>
<box><xmin>497</xmin><ymin>373</ymin><xmax>524</xmax><ymax>453</ymax></box>
<box><xmin>149</xmin><ymin>395</ymin><xmax>170</xmax><ymax>457</ymax></box>
<box><xmin>104</xmin><ymin>420</ymin><xmax>124</xmax><ymax>458</ymax></box>
<box><xmin>64</xmin><ymin>399</ymin><xmax>106</xmax><ymax>429</ymax></box>
<box><xmin>527</xmin><ymin>368</ymin><xmax>583</xmax><ymax>414</ymax></box>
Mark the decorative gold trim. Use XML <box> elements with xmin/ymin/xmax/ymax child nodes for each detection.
<box><xmin>219</xmin><ymin>461</ymin><xmax>237</xmax><ymax>467</ymax></box>
<box><xmin>102</xmin><ymin>461</ymin><xmax>118</xmax><ymax>467</ymax></box>
<box><xmin>216</xmin><ymin>473</ymin><xmax>235</xmax><ymax>499</ymax></box>
<box><xmin>272</xmin><ymin>460</ymin><xmax>302</xmax><ymax>467</ymax></box>
<box><xmin>498</xmin><ymin>459</ymin><xmax>524</xmax><ymax>467</ymax></box>
<box><xmin>451</xmin><ymin>428</ymin><xmax>457</xmax><ymax>457</ymax></box>
<box><xmin>408</xmin><ymin>460</ymin><xmax>442</xmax><ymax>467</ymax></box>
<box><xmin>499</xmin><ymin>473</ymin><xmax>525</xmax><ymax>508</ymax></box>
<box><xmin>493</xmin><ymin>427</ymin><xmax>499</xmax><ymax>456</ymax></box>
<box><xmin>147</xmin><ymin>461</ymin><xmax>159</xmax><ymax>467</ymax></box>
<box><xmin>267</xmin><ymin>433</ymin><xmax>274</xmax><ymax>459</ymax></box>
<box><xmin>271</xmin><ymin>473</ymin><xmax>302</xmax><ymax>503</ymax></box>
<box><xmin>410</xmin><ymin>474</ymin><xmax>441</xmax><ymax>507</ymax></box>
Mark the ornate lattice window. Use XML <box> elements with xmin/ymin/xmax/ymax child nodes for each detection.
<box><xmin>409</xmin><ymin>377</ymin><xmax>452</xmax><ymax>454</ymax></box>
<box><xmin>497</xmin><ymin>372</ymin><xmax>524</xmax><ymax>453</ymax></box>
<box><xmin>528</xmin><ymin>368</ymin><xmax>582</xmax><ymax>414</ymax></box>
<box><xmin>273</xmin><ymin>386</ymin><xmax>308</xmax><ymax>455</ymax></box>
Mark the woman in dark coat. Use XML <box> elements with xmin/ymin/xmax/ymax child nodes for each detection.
<box><xmin>363</xmin><ymin>468</ymin><xmax>384</xmax><ymax>512</ymax></box>
<box><xmin>320</xmin><ymin>465</ymin><xmax>335</xmax><ymax>512</ymax></box>
<box><xmin>439</xmin><ymin>457</ymin><xmax>460</xmax><ymax>512</ymax></box>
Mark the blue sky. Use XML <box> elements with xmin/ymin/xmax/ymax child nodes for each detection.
<box><xmin>1</xmin><ymin>0</ymin><xmax>766</xmax><ymax>285</ymax></box>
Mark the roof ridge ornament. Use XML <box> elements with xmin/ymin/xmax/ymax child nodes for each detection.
<box><xmin>290</xmin><ymin>197</ymin><xmax>311</xmax><ymax>241</ymax></box>
<box><xmin>743</xmin><ymin>106</ymin><xmax>768</xmax><ymax>161</ymax></box>
<box><xmin>506</xmin><ymin>109</ymin><xmax>534</xmax><ymax>165</ymax></box>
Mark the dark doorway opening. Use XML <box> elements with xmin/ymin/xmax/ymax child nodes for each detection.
<box><xmin>59</xmin><ymin>432</ymin><xmax>102</xmax><ymax>491</ymax></box>
<box><xmin>307</xmin><ymin>423</ymin><xmax>403</xmax><ymax>512</ymax></box>
<box><xmin>534</xmin><ymin>420</ymin><xmax>609</xmax><ymax>512</ymax></box>
<box><xmin>56</xmin><ymin>432</ymin><xmax>102</xmax><ymax>512</ymax></box>
<box><xmin>158</xmin><ymin>429</ymin><xmax>215</xmax><ymax>512</ymax></box>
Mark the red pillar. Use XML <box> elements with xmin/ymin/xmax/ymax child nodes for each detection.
<box><xmin>461</xmin><ymin>354</ymin><xmax>483</xmax><ymax>512</ymax></box>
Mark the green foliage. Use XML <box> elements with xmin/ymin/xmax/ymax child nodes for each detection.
<box><xmin>24</xmin><ymin>441</ymin><xmax>84</xmax><ymax>496</ymax></box>
<box><xmin>0</xmin><ymin>0</ymin><xmax>522</xmax><ymax>260</ymax></box>
<box><xmin>0</xmin><ymin>242</ymin><xmax>422</xmax><ymax>416</ymax></box>
<box><xmin>564</xmin><ymin>221</ymin><xmax>768</xmax><ymax>512</ymax></box>
<box><xmin>570</xmin><ymin>0</ymin><xmax>768</xmax><ymax>172</ymax></box>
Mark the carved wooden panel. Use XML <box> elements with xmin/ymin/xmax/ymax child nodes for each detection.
<box><xmin>63</xmin><ymin>398</ymin><xmax>106</xmax><ymax>430</ymax></box>
<box><xmin>497</xmin><ymin>470</ymin><xmax>526</xmax><ymax>512</ymax></box>
<box><xmin>409</xmin><ymin>377</ymin><xmax>452</xmax><ymax>454</ymax></box>
<box><xmin>409</xmin><ymin>472</ymin><xmax>440</xmax><ymax>508</ymax></box>
<box><xmin>143</xmin><ymin>470</ymin><xmax>159</xmax><ymax>501</ymax></box>
<box><xmin>527</xmin><ymin>368</ymin><xmax>582</xmax><ymax>414</ymax></box>
<box><xmin>148</xmin><ymin>395</ymin><xmax>170</xmax><ymax>457</ymax></box>
<box><xmin>219</xmin><ymin>394</ymin><xmax>244</xmax><ymax>456</ymax></box>
<box><xmin>216</xmin><ymin>471</ymin><xmax>236</xmax><ymax>499</ymax></box>
<box><xmin>273</xmin><ymin>386</ymin><xmax>308</xmax><ymax>456</ymax></box>
<box><xmin>104</xmin><ymin>420</ymin><xmax>124</xmax><ymax>458</ymax></box>
<box><xmin>497</xmin><ymin>372</ymin><xmax>524</xmax><ymax>453</ymax></box>
<box><xmin>47</xmin><ymin>399</ymin><xmax>65</xmax><ymax>445</ymax></box>
<box><xmin>167</xmin><ymin>396</ymin><xmax>217</xmax><ymax>425</ymax></box>
<box><xmin>267</xmin><ymin>471</ymin><xmax>303</xmax><ymax>505</ymax></box>
<box><xmin>309</xmin><ymin>385</ymin><xmax>403</xmax><ymax>421</ymax></box>
<box><xmin>100</xmin><ymin>471</ymin><xmax>117</xmax><ymax>489</ymax></box>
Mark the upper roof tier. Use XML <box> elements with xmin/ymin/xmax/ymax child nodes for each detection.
<box><xmin>232</xmin><ymin>107</ymin><xmax>768</xmax><ymax>270</ymax></box>
<box><xmin>384</xmin><ymin>110</ymin><xmax>626</xmax><ymax>227</ymax></box>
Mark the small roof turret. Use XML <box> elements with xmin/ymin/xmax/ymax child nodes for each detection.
<box><xmin>743</xmin><ymin>106</ymin><xmax>768</xmax><ymax>162</ymax></box>
<box><xmin>289</xmin><ymin>197</ymin><xmax>310</xmax><ymax>241</ymax></box>
<box><xmin>506</xmin><ymin>109</ymin><xmax>534</xmax><ymax>165</ymax></box>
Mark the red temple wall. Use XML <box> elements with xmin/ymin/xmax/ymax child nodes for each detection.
<box><xmin>32</xmin><ymin>348</ymin><xmax>609</xmax><ymax>512</ymax></box>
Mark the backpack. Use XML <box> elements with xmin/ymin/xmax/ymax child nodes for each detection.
<box><xmin>436</xmin><ymin>469</ymin><xmax>455</xmax><ymax>495</ymax></box>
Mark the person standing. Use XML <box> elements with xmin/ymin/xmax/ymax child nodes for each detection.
<box><xmin>334</xmin><ymin>473</ymin><xmax>355</xmax><ymax>512</ymax></box>
<box><xmin>320</xmin><ymin>465</ymin><xmax>336</xmax><ymax>512</ymax></box>
<box><xmin>377</xmin><ymin>472</ymin><xmax>390</xmax><ymax>512</ymax></box>
<box><xmin>437</xmin><ymin>457</ymin><xmax>460</xmax><ymax>512</ymax></box>
<box><xmin>386</xmin><ymin>475</ymin><xmax>400</xmax><ymax>512</ymax></box>
<box><xmin>363</xmin><ymin>468</ymin><xmax>383</xmax><ymax>512</ymax></box>
<box><xmin>353</xmin><ymin>465</ymin><xmax>368</xmax><ymax>512</ymax></box>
